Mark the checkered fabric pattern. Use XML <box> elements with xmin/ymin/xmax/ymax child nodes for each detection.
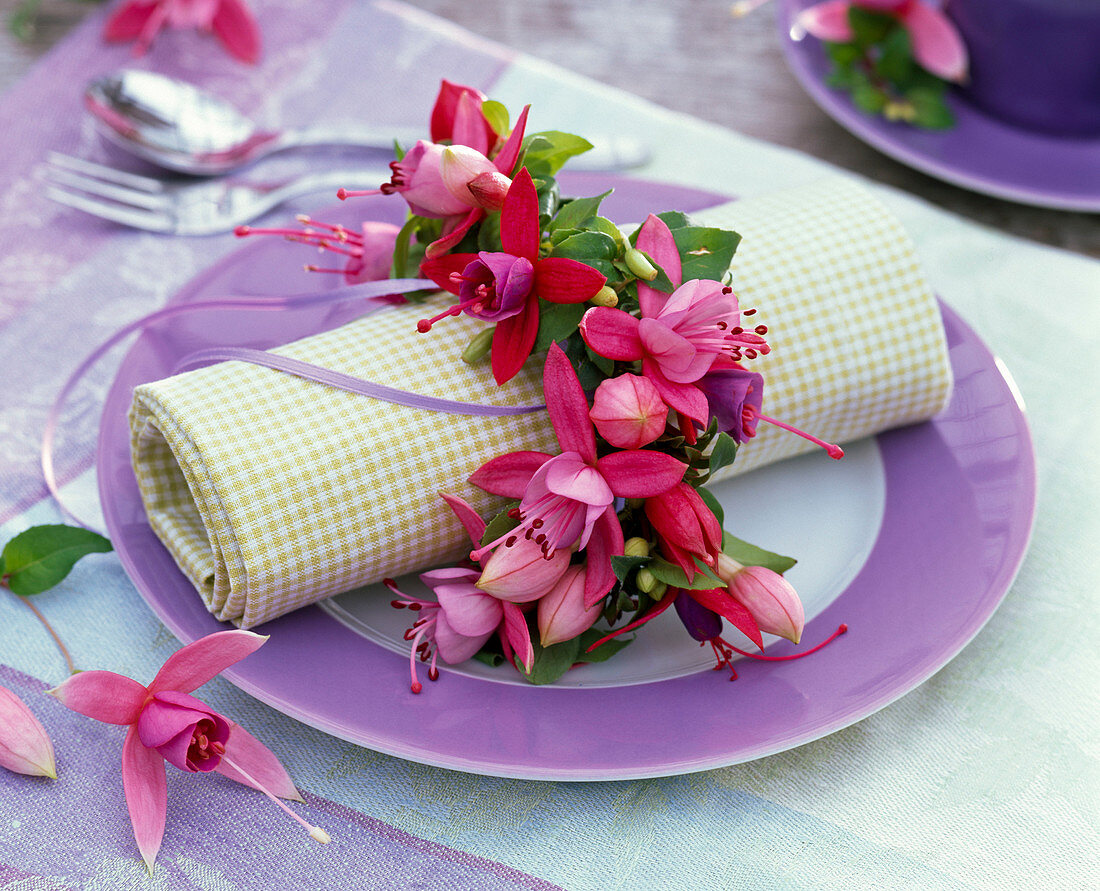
<box><xmin>129</xmin><ymin>178</ymin><xmax>952</xmax><ymax>627</ymax></box>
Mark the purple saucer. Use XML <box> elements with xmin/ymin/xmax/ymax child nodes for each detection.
<box><xmin>97</xmin><ymin>175</ymin><xmax>1036</xmax><ymax>780</ymax></box>
<box><xmin>778</xmin><ymin>0</ymin><xmax>1100</xmax><ymax>211</ymax></box>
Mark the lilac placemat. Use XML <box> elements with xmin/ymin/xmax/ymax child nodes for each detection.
<box><xmin>0</xmin><ymin>664</ymin><xmax>559</xmax><ymax>889</ymax></box>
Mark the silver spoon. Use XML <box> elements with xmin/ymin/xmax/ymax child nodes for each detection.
<box><xmin>85</xmin><ymin>70</ymin><xmax>652</xmax><ymax>177</ymax></box>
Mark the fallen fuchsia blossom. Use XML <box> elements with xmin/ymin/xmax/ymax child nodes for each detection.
<box><xmin>796</xmin><ymin>0</ymin><xmax>968</xmax><ymax>82</ymax></box>
<box><xmin>49</xmin><ymin>630</ymin><xmax>327</xmax><ymax>871</ymax></box>
<box><xmin>103</xmin><ymin>0</ymin><xmax>260</xmax><ymax>64</ymax></box>
<box><xmin>0</xmin><ymin>686</ymin><xmax>57</xmax><ymax>779</ymax></box>
<box><xmin>470</xmin><ymin>343</ymin><xmax>686</xmax><ymax>607</ymax></box>
<box><xmin>419</xmin><ymin>168</ymin><xmax>607</xmax><ymax>384</ymax></box>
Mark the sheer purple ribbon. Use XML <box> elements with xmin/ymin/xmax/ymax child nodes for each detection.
<box><xmin>43</xmin><ymin>278</ymin><xmax>545</xmax><ymax>531</ymax></box>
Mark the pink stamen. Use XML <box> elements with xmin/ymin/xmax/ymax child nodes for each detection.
<box><xmin>218</xmin><ymin>752</ymin><xmax>330</xmax><ymax>843</ymax></box>
<box><xmin>721</xmin><ymin>624</ymin><xmax>848</xmax><ymax>662</ymax></box>
<box><xmin>756</xmin><ymin>413</ymin><xmax>844</xmax><ymax>459</ymax></box>
<box><xmin>337</xmin><ymin>188</ymin><xmax>383</xmax><ymax>200</ymax></box>
<box><xmin>417</xmin><ymin>295</ymin><xmax>486</xmax><ymax>333</ymax></box>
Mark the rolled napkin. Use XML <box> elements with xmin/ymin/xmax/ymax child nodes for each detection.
<box><xmin>130</xmin><ymin>178</ymin><xmax>952</xmax><ymax>628</ymax></box>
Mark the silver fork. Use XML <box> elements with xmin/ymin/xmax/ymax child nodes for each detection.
<box><xmin>43</xmin><ymin>152</ymin><xmax>390</xmax><ymax>236</ymax></box>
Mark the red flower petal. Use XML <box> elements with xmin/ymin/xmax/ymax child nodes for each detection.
<box><xmin>500</xmin><ymin>167</ymin><xmax>539</xmax><ymax>261</ymax></box>
<box><xmin>103</xmin><ymin>1</ymin><xmax>155</xmax><ymax>40</ymax></box>
<box><xmin>425</xmin><ymin>208</ymin><xmax>483</xmax><ymax>260</ymax></box>
<box><xmin>579</xmin><ymin>306</ymin><xmax>644</xmax><ymax>361</ymax></box>
<box><xmin>635</xmin><ymin>213</ymin><xmax>681</xmax><ymax>318</ymax></box>
<box><xmin>643</xmin><ymin>358</ymin><xmax>709</xmax><ymax>422</ymax></box>
<box><xmin>584</xmin><ymin>508</ymin><xmax>623</xmax><ymax>608</ymax></box>
<box><xmin>596</xmin><ymin>450</ymin><xmax>686</xmax><ymax>499</ymax></box>
<box><xmin>468</xmin><ymin>450</ymin><xmax>552</xmax><ymax>498</ymax></box>
<box><xmin>533</xmin><ymin>257</ymin><xmax>606</xmax><ymax>304</ymax></box>
<box><xmin>490</xmin><ymin>294</ymin><xmax>540</xmax><ymax>384</ymax></box>
<box><xmin>492</xmin><ymin>104</ymin><xmax>530</xmax><ymax>178</ymax></box>
<box><xmin>543</xmin><ymin>343</ymin><xmax>596</xmax><ymax>462</ymax></box>
<box><xmin>439</xmin><ymin>492</ymin><xmax>488</xmax><ymax>545</ymax></box>
<box><xmin>419</xmin><ymin>252</ymin><xmax>478</xmax><ymax>294</ymax></box>
<box><xmin>211</xmin><ymin>0</ymin><xmax>261</xmax><ymax>64</ymax></box>
<box><xmin>687</xmin><ymin>588</ymin><xmax>764</xmax><ymax>650</ymax></box>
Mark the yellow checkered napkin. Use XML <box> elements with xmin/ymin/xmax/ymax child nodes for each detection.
<box><xmin>130</xmin><ymin>178</ymin><xmax>952</xmax><ymax>627</ymax></box>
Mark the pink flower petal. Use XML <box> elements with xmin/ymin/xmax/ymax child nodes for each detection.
<box><xmin>533</xmin><ymin>257</ymin><xmax>607</xmax><ymax>304</ymax></box>
<box><xmin>490</xmin><ymin>294</ymin><xmax>539</xmax><ymax>384</ymax></box>
<box><xmin>439</xmin><ymin>493</ymin><xmax>487</xmax><ymax>545</ymax></box>
<box><xmin>501</xmin><ymin>601</ymin><xmax>534</xmax><ymax>673</ymax></box>
<box><xmin>643</xmin><ymin>359</ymin><xmax>710</xmax><ymax>422</ymax></box>
<box><xmin>215</xmin><ymin>721</ymin><xmax>303</xmax><ymax>801</ymax></box>
<box><xmin>433</xmin><ymin>613</ymin><xmax>494</xmax><ymax>664</ymax></box>
<box><xmin>135</xmin><ymin>690</ymin><xmax>218</xmax><ymax>747</ymax></box>
<box><xmin>103</xmin><ymin>1</ymin><xmax>155</xmax><ymax>40</ymax></box>
<box><xmin>635</xmin><ymin>214</ymin><xmax>682</xmax><ymax>318</ymax></box>
<box><xmin>0</xmin><ymin>687</ymin><xmax>57</xmax><ymax>778</ymax></box>
<box><xmin>901</xmin><ymin>1</ymin><xmax>969</xmax><ymax>81</ymax></box>
<box><xmin>469</xmin><ymin>450</ymin><xmax>553</xmax><ymax>498</ymax></box>
<box><xmin>428</xmin><ymin>575</ymin><xmax>504</xmax><ymax>636</ymax></box>
<box><xmin>543</xmin><ymin>343</ymin><xmax>597</xmax><ymax>462</ymax></box>
<box><xmin>440</xmin><ymin>146</ymin><xmax>498</xmax><ymax>207</ymax></box>
<box><xmin>795</xmin><ymin>0</ymin><xmax>855</xmax><ymax>42</ymax></box>
<box><xmin>430</xmin><ymin>80</ymin><xmax>487</xmax><ymax>144</ymax></box>
<box><xmin>49</xmin><ymin>670</ymin><xmax>147</xmax><ymax>725</ymax></box>
<box><xmin>579</xmin><ymin>307</ymin><xmax>644</xmax><ymax>362</ymax></box>
<box><xmin>499</xmin><ymin>167</ymin><xmax>540</xmax><ymax>261</ymax></box>
<box><xmin>451</xmin><ymin>90</ymin><xmax>491</xmax><ymax>156</ymax></box>
<box><xmin>544</xmin><ymin>453</ymin><xmax>614</xmax><ymax>507</ymax></box>
<box><xmin>122</xmin><ymin>725</ymin><xmax>167</xmax><ymax>872</ymax></box>
<box><xmin>538</xmin><ymin>565</ymin><xmax>601</xmax><ymax>647</ymax></box>
<box><xmin>148</xmin><ymin>630</ymin><xmax>267</xmax><ymax>695</ymax></box>
<box><xmin>584</xmin><ymin>508</ymin><xmax>623</xmax><ymax>608</ymax></box>
<box><xmin>492</xmin><ymin>104</ymin><xmax>530</xmax><ymax>177</ymax></box>
<box><xmin>638</xmin><ymin>317</ymin><xmax>701</xmax><ymax>379</ymax></box>
<box><xmin>596</xmin><ymin>449</ymin><xmax>686</xmax><ymax>499</ymax></box>
<box><xmin>210</xmin><ymin>0</ymin><xmax>261</xmax><ymax>65</ymax></box>
<box><xmin>477</xmin><ymin>538</ymin><xmax>571</xmax><ymax>602</ymax></box>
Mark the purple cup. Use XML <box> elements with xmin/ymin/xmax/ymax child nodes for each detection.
<box><xmin>946</xmin><ymin>0</ymin><xmax>1100</xmax><ymax>136</ymax></box>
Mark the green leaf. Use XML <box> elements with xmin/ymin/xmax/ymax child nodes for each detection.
<box><xmin>550</xmin><ymin>231</ymin><xmax>618</xmax><ymax>262</ymax></box>
<box><xmin>480</xmin><ymin>509</ymin><xmax>519</xmax><ymax>548</ymax></box>
<box><xmin>697</xmin><ymin>486</ymin><xmax>724</xmax><ymax>529</ymax></box>
<box><xmin>575</xmin><ymin>629</ymin><xmax>632</xmax><ymax>663</ymax></box>
<box><xmin>707</xmin><ymin>432</ymin><xmax>739</xmax><ymax>476</ymax></box>
<box><xmin>908</xmin><ymin>89</ymin><xmax>955</xmax><ymax>129</ymax></box>
<box><xmin>534</xmin><ymin>302</ymin><xmax>586</xmax><ymax>352</ymax></box>
<box><xmin>672</xmin><ymin>227</ymin><xmax>742</xmax><ymax>282</ymax></box>
<box><xmin>586</xmin><ymin>215</ymin><xmax>626</xmax><ymax>248</ymax></box>
<box><xmin>654</xmin><ymin>210</ymin><xmax>690</xmax><ymax>231</ymax></box>
<box><xmin>585</xmin><ymin>344</ymin><xmax>615</xmax><ymax>377</ymax></box>
<box><xmin>847</xmin><ymin>6</ymin><xmax>893</xmax><ymax>45</ymax></box>
<box><xmin>647</xmin><ymin>556</ymin><xmax>725</xmax><ymax>592</ymax></box>
<box><xmin>610</xmin><ymin>554</ymin><xmax>650</xmax><ymax>583</ymax></box>
<box><xmin>480</xmin><ymin>99</ymin><xmax>509</xmax><ymax>136</ymax></box>
<box><xmin>874</xmin><ymin>26</ymin><xmax>914</xmax><ymax>86</ymax></box>
<box><xmin>522</xmin><ymin>131</ymin><xmax>594</xmax><ymax>176</ymax></box>
<box><xmin>852</xmin><ymin>82</ymin><xmax>888</xmax><ymax>114</ymax></box>
<box><xmin>472</xmin><ymin>650</ymin><xmax>506</xmax><ymax>667</ymax></box>
<box><xmin>477</xmin><ymin>212</ymin><xmax>504</xmax><ymax>252</ymax></box>
<box><xmin>517</xmin><ymin>635</ymin><xmax>583</xmax><ymax>684</ymax></box>
<box><xmin>721</xmin><ymin>532</ymin><xmax>797</xmax><ymax>574</ymax></box>
<box><xmin>3</xmin><ymin>525</ymin><xmax>112</xmax><ymax>595</ymax></box>
<box><xmin>825</xmin><ymin>41</ymin><xmax>861</xmax><ymax>67</ymax></box>
<box><xmin>550</xmin><ymin>191</ymin><xmax>612</xmax><ymax>233</ymax></box>
<box><xmin>391</xmin><ymin>215</ymin><xmax>421</xmax><ymax>279</ymax></box>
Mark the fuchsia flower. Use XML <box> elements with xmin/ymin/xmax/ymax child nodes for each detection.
<box><xmin>580</xmin><ymin>214</ymin><xmax>769</xmax><ymax>430</ymax></box>
<box><xmin>715</xmin><ymin>554</ymin><xmax>805</xmax><ymax>643</ymax></box>
<box><xmin>103</xmin><ymin>0</ymin><xmax>260</xmax><ymax>63</ymax></box>
<box><xmin>796</xmin><ymin>0</ymin><xmax>968</xmax><ymax>82</ymax></box>
<box><xmin>419</xmin><ymin>168</ymin><xmax>608</xmax><ymax>385</ymax></box>
<box><xmin>469</xmin><ymin>343</ymin><xmax>687</xmax><ymax>607</ymax></box>
<box><xmin>236</xmin><ymin>217</ymin><xmax>399</xmax><ymax>285</ymax></box>
<box><xmin>696</xmin><ymin>367</ymin><xmax>764</xmax><ymax>444</ymax></box>
<box><xmin>644</xmin><ymin>482</ymin><xmax>724</xmax><ymax>581</ymax></box>
<box><xmin>49</xmin><ymin>630</ymin><xmax>326</xmax><ymax>870</ymax></box>
<box><xmin>340</xmin><ymin>82</ymin><xmax>531</xmax><ymax>261</ymax></box>
<box><xmin>0</xmin><ymin>686</ymin><xmax>57</xmax><ymax>779</ymax></box>
<box><xmin>589</xmin><ymin>374</ymin><xmax>669</xmax><ymax>449</ymax></box>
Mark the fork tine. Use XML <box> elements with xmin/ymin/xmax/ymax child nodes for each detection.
<box><xmin>43</xmin><ymin>166</ymin><xmax>171</xmax><ymax>212</ymax></box>
<box><xmin>46</xmin><ymin>151</ymin><xmax>165</xmax><ymax>193</ymax></box>
<box><xmin>46</xmin><ymin>186</ymin><xmax>174</xmax><ymax>233</ymax></box>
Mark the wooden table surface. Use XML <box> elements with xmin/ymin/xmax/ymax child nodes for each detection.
<box><xmin>3</xmin><ymin>0</ymin><xmax>1096</xmax><ymax>257</ymax></box>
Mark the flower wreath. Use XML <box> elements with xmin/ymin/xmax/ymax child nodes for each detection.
<box><xmin>238</xmin><ymin>80</ymin><xmax>847</xmax><ymax>690</ymax></box>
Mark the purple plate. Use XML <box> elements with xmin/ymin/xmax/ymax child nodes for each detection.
<box><xmin>778</xmin><ymin>0</ymin><xmax>1100</xmax><ymax>211</ymax></box>
<box><xmin>97</xmin><ymin>174</ymin><xmax>1036</xmax><ymax>780</ymax></box>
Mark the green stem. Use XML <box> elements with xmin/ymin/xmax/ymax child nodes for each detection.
<box><xmin>3</xmin><ymin>583</ymin><xmax>76</xmax><ymax>674</ymax></box>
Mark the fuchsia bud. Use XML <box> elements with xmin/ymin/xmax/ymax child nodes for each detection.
<box><xmin>715</xmin><ymin>553</ymin><xmax>805</xmax><ymax>644</ymax></box>
<box><xmin>466</xmin><ymin>171</ymin><xmax>512</xmax><ymax>212</ymax></box>
<box><xmin>0</xmin><ymin>686</ymin><xmax>57</xmax><ymax>779</ymax></box>
<box><xmin>537</xmin><ymin>565</ymin><xmax>601</xmax><ymax>647</ymax></box>
<box><xmin>440</xmin><ymin>145</ymin><xmax>502</xmax><ymax>209</ymax></box>
<box><xmin>589</xmin><ymin>374</ymin><xmax>668</xmax><ymax>449</ymax></box>
<box><xmin>476</xmin><ymin>536</ymin><xmax>571</xmax><ymax>601</ymax></box>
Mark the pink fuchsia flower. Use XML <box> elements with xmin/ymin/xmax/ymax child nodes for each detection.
<box><xmin>589</xmin><ymin>373</ymin><xmax>669</xmax><ymax>449</ymax></box>
<box><xmin>580</xmin><ymin>214</ymin><xmax>769</xmax><ymax>432</ymax></box>
<box><xmin>644</xmin><ymin>482</ymin><xmax>724</xmax><ymax>581</ymax></box>
<box><xmin>236</xmin><ymin>217</ymin><xmax>399</xmax><ymax>285</ymax></box>
<box><xmin>796</xmin><ymin>0</ymin><xmax>968</xmax><ymax>82</ymax></box>
<box><xmin>103</xmin><ymin>0</ymin><xmax>260</xmax><ymax>63</ymax></box>
<box><xmin>470</xmin><ymin>343</ymin><xmax>687</xmax><ymax>607</ymax></box>
<box><xmin>419</xmin><ymin>168</ymin><xmax>607</xmax><ymax>384</ymax></box>
<box><xmin>49</xmin><ymin>630</ymin><xmax>326</xmax><ymax>870</ymax></box>
<box><xmin>696</xmin><ymin>366</ymin><xmax>763</xmax><ymax>444</ymax></box>
<box><xmin>429</xmin><ymin>80</ymin><xmax>498</xmax><ymax>155</ymax></box>
<box><xmin>715</xmin><ymin>553</ymin><xmax>805</xmax><ymax>644</ymax></box>
<box><xmin>537</xmin><ymin>565</ymin><xmax>602</xmax><ymax>647</ymax></box>
<box><xmin>0</xmin><ymin>686</ymin><xmax>57</xmax><ymax>779</ymax></box>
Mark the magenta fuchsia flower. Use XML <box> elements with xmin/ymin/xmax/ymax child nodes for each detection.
<box><xmin>236</xmin><ymin>217</ymin><xmax>400</xmax><ymax>285</ymax></box>
<box><xmin>49</xmin><ymin>630</ymin><xmax>327</xmax><ymax>870</ymax></box>
<box><xmin>580</xmin><ymin>213</ymin><xmax>769</xmax><ymax>431</ymax></box>
<box><xmin>469</xmin><ymin>343</ymin><xmax>687</xmax><ymax>607</ymax></box>
<box><xmin>588</xmin><ymin>373</ymin><xmax>669</xmax><ymax>449</ymax></box>
<box><xmin>429</xmin><ymin>80</ymin><xmax>498</xmax><ymax>153</ymax></box>
<box><xmin>419</xmin><ymin>168</ymin><xmax>607</xmax><ymax>384</ymax></box>
<box><xmin>644</xmin><ymin>482</ymin><xmax>724</xmax><ymax>581</ymax></box>
<box><xmin>0</xmin><ymin>686</ymin><xmax>57</xmax><ymax>779</ymax></box>
<box><xmin>796</xmin><ymin>0</ymin><xmax>968</xmax><ymax>82</ymax></box>
<box><xmin>103</xmin><ymin>0</ymin><xmax>260</xmax><ymax>63</ymax></box>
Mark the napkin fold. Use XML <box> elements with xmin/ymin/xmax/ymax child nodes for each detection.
<box><xmin>129</xmin><ymin>178</ymin><xmax>952</xmax><ymax>628</ymax></box>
